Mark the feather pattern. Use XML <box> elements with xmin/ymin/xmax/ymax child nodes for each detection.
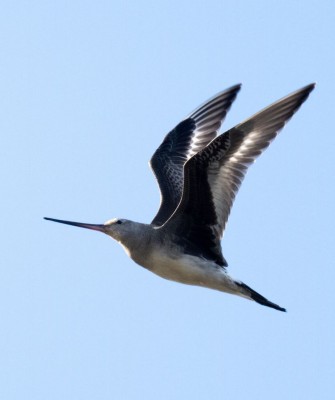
<box><xmin>162</xmin><ymin>84</ymin><xmax>315</xmax><ymax>266</ymax></box>
<box><xmin>150</xmin><ymin>84</ymin><xmax>241</xmax><ymax>226</ymax></box>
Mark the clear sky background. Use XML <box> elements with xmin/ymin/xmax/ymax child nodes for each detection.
<box><xmin>1</xmin><ymin>1</ymin><xmax>334</xmax><ymax>399</ymax></box>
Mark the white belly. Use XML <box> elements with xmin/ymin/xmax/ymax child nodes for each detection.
<box><xmin>143</xmin><ymin>250</ymin><xmax>237</xmax><ymax>294</ymax></box>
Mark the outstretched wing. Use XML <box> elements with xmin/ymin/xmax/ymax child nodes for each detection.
<box><xmin>162</xmin><ymin>84</ymin><xmax>315</xmax><ymax>266</ymax></box>
<box><xmin>150</xmin><ymin>84</ymin><xmax>241</xmax><ymax>227</ymax></box>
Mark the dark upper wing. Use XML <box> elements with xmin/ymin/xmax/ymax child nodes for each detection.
<box><xmin>150</xmin><ymin>84</ymin><xmax>241</xmax><ymax>227</ymax></box>
<box><xmin>161</xmin><ymin>84</ymin><xmax>315</xmax><ymax>266</ymax></box>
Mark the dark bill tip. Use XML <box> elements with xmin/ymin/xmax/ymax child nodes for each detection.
<box><xmin>44</xmin><ymin>217</ymin><xmax>106</xmax><ymax>233</ymax></box>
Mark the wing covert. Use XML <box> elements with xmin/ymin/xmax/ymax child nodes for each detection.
<box><xmin>162</xmin><ymin>84</ymin><xmax>315</xmax><ymax>265</ymax></box>
<box><xmin>150</xmin><ymin>84</ymin><xmax>241</xmax><ymax>226</ymax></box>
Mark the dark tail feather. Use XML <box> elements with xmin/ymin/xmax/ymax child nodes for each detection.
<box><xmin>236</xmin><ymin>282</ymin><xmax>286</xmax><ymax>312</ymax></box>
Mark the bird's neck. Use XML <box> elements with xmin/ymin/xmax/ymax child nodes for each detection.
<box><xmin>117</xmin><ymin>223</ymin><xmax>156</xmax><ymax>266</ymax></box>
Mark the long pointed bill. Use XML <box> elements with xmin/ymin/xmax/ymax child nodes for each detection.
<box><xmin>44</xmin><ymin>217</ymin><xmax>106</xmax><ymax>233</ymax></box>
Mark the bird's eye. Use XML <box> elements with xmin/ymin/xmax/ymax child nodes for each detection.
<box><xmin>116</xmin><ymin>220</ymin><xmax>123</xmax><ymax>224</ymax></box>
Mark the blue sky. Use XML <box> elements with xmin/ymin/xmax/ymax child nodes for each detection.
<box><xmin>1</xmin><ymin>1</ymin><xmax>334</xmax><ymax>399</ymax></box>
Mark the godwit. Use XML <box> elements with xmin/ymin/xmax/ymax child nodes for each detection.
<box><xmin>45</xmin><ymin>83</ymin><xmax>315</xmax><ymax>311</ymax></box>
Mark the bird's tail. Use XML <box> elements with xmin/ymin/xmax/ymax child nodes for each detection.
<box><xmin>235</xmin><ymin>281</ymin><xmax>286</xmax><ymax>312</ymax></box>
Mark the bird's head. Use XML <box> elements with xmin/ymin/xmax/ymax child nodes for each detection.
<box><xmin>44</xmin><ymin>217</ymin><xmax>132</xmax><ymax>242</ymax></box>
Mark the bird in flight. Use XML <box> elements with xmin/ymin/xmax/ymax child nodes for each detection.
<box><xmin>45</xmin><ymin>83</ymin><xmax>315</xmax><ymax>311</ymax></box>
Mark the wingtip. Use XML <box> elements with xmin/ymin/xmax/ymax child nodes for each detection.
<box><xmin>304</xmin><ymin>82</ymin><xmax>316</xmax><ymax>92</ymax></box>
<box><xmin>292</xmin><ymin>82</ymin><xmax>316</xmax><ymax>105</ymax></box>
<box><xmin>295</xmin><ymin>83</ymin><xmax>316</xmax><ymax>98</ymax></box>
<box><xmin>285</xmin><ymin>82</ymin><xmax>315</xmax><ymax>99</ymax></box>
<box><xmin>230</xmin><ymin>83</ymin><xmax>242</xmax><ymax>91</ymax></box>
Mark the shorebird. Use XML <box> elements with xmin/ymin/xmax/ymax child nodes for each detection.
<box><xmin>45</xmin><ymin>83</ymin><xmax>315</xmax><ymax>311</ymax></box>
